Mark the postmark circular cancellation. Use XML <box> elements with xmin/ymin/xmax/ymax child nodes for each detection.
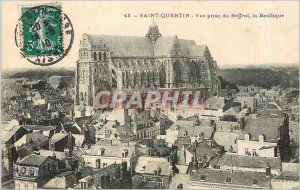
<box><xmin>15</xmin><ymin>5</ymin><xmax>74</xmax><ymax>66</ymax></box>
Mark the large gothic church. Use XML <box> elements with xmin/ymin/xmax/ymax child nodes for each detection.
<box><xmin>75</xmin><ymin>23</ymin><xmax>221</xmax><ymax>108</ymax></box>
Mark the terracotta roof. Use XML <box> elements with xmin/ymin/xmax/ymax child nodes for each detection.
<box><xmin>205</xmin><ymin>96</ymin><xmax>225</xmax><ymax>109</ymax></box>
<box><xmin>135</xmin><ymin>156</ymin><xmax>171</xmax><ymax>176</ymax></box>
<box><xmin>214</xmin><ymin>120</ymin><xmax>240</xmax><ymax>131</ymax></box>
<box><xmin>85</xmin><ymin>144</ymin><xmax>136</xmax><ymax>158</ymax></box>
<box><xmin>50</xmin><ymin>133</ymin><xmax>68</xmax><ymax>143</ymax></box>
<box><xmin>115</xmin><ymin>125</ymin><xmax>135</xmax><ymax>139</ymax></box>
<box><xmin>186</xmin><ymin>141</ymin><xmax>218</xmax><ymax>162</ymax></box>
<box><xmin>238</xmin><ymin>117</ymin><xmax>286</xmax><ymax>143</ymax></box>
<box><xmin>24</xmin><ymin>132</ymin><xmax>48</xmax><ymax>143</ymax></box>
<box><xmin>22</xmin><ymin>125</ymin><xmax>56</xmax><ymax>131</ymax></box>
<box><xmin>2</xmin><ymin>125</ymin><xmax>24</xmax><ymax>142</ymax></box>
<box><xmin>169</xmin><ymin>120</ymin><xmax>214</xmax><ymax>139</ymax></box>
<box><xmin>39</xmin><ymin>150</ymin><xmax>66</xmax><ymax>160</ymax></box>
<box><xmin>1</xmin><ymin>111</ymin><xmax>11</xmax><ymax>122</ymax></box>
<box><xmin>18</xmin><ymin>154</ymin><xmax>50</xmax><ymax>166</ymax></box>
<box><xmin>42</xmin><ymin>171</ymin><xmax>76</xmax><ymax>189</ymax></box>
<box><xmin>210</xmin><ymin>154</ymin><xmax>281</xmax><ymax>170</ymax></box>
<box><xmin>213</xmin><ymin>131</ymin><xmax>239</xmax><ymax>152</ymax></box>
<box><xmin>74</xmin><ymin>116</ymin><xmax>93</xmax><ymax>129</ymax></box>
<box><xmin>189</xmin><ymin>168</ymin><xmax>270</xmax><ymax>187</ymax></box>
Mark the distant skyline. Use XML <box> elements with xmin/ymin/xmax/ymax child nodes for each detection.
<box><xmin>1</xmin><ymin>1</ymin><xmax>299</xmax><ymax>70</ymax></box>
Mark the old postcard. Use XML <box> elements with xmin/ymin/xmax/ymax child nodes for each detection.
<box><xmin>1</xmin><ymin>1</ymin><xmax>299</xmax><ymax>189</ymax></box>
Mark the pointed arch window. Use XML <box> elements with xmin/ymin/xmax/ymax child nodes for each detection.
<box><xmin>99</xmin><ymin>52</ymin><xmax>102</xmax><ymax>61</ymax></box>
<box><xmin>103</xmin><ymin>52</ymin><xmax>107</xmax><ymax>61</ymax></box>
<box><xmin>80</xmin><ymin>92</ymin><xmax>84</xmax><ymax>101</ymax></box>
<box><xmin>93</xmin><ymin>52</ymin><xmax>97</xmax><ymax>60</ymax></box>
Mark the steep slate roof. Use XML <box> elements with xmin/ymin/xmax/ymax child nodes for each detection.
<box><xmin>214</xmin><ymin>120</ymin><xmax>240</xmax><ymax>131</ymax></box>
<box><xmin>210</xmin><ymin>154</ymin><xmax>281</xmax><ymax>170</ymax></box>
<box><xmin>189</xmin><ymin>45</ymin><xmax>208</xmax><ymax>57</ymax></box>
<box><xmin>50</xmin><ymin>133</ymin><xmax>68</xmax><ymax>143</ymax></box>
<box><xmin>177</xmin><ymin>39</ymin><xmax>197</xmax><ymax>56</ymax></box>
<box><xmin>39</xmin><ymin>150</ymin><xmax>66</xmax><ymax>160</ymax></box>
<box><xmin>135</xmin><ymin>156</ymin><xmax>171</xmax><ymax>176</ymax></box>
<box><xmin>213</xmin><ymin>131</ymin><xmax>239</xmax><ymax>152</ymax></box>
<box><xmin>168</xmin><ymin>120</ymin><xmax>214</xmax><ymax>139</ymax></box>
<box><xmin>89</xmin><ymin>35</ymin><xmax>153</xmax><ymax>57</ymax></box>
<box><xmin>154</xmin><ymin>36</ymin><xmax>176</xmax><ymax>56</ymax></box>
<box><xmin>205</xmin><ymin>96</ymin><xmax>225</xmax><ymax>110</ymax></box>
<box><xmin>18</xmin><ymin>154</ymin><xmax>50</xmax><ymax>166</ymax></box>
<box><xmin>186</xmin><ymin>142</ymin><xmax>218</xmax><ymax>162</ymax></box>
<box><xmin>2</xmin><ymin>125</ymin><xmax>26</xmax><ymax>143</ymax></box>
<box><xmin>42</xmin><ymin>171</ymin><xmax>76</xmax><ymax>189</ymax></box>
<box><xmin>189</xmin><ymin>168</ymin><xmax>270</xmax><ymax>188</ymax></box>
<box><xmin>238</xmin><ymin>117</ymin><xmax>285</xmax><ymax>143</ymax></box>
<box><xmin>22</xmin><ymin>125</ymin><xmax>56</xmax><ymax>131</ymax></box>
<box><xmin>85</xmin><ymin>143</ymin><xmax>136</xmax><ymax>158</ymax></box>
<box><xmin>115</xmin><ymin>125</ymin><xmax>135</xmax><ymax>139</ymax></box>
<box><xmin>74</xmin><ymin>116</ymin><xmax>93</xmax><ymax>130</ymax></box>
<box><xmin>86</xmin><ymin>34</ymin><xmax>208</xmax><ymax>58</ymax></box>
<box><xmin>1</xmin><ymin>111</ymin><xmax>11</xmax><ymax>122</ymax></box>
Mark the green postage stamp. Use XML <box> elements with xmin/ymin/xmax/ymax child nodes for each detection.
<box><xmin>15</xmin><ymin>5</ymin><xmax>74</xmax><ymax>66</ymax></box>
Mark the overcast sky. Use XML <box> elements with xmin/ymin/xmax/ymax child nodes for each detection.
<box><xmin>1</xmin><ymin>1</ymin><xmax>299</xmax><ymax>70</ymax></box>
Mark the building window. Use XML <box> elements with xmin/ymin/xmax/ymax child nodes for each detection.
<box><xmin>96</xmin><ymin>159</ymin><xmax>100</xmax><ymax>168</ymax></box>
<box><xmin>122</xmin><ymin>149</ymin><xmax>128</xmax><ymax>157</ymax></box>
<box><xmin>83</xmin><ymin>70</ymin><xmax>86</xmax><ymax>81</ymax></box>
<box><xmin>200</xmin><ymin>175</ymin><xmax>206</xmax><ymax>181</ymax></box>
<box><xmin>252</xmin><ymin>149</ymin><xmax>258</xmax><ymax>156</ymax></box>
<box><xmin>99</xmin><ymin>52</ymin><xmax>102</xmax><ymax>60</ymax></box>
<box><xmin>154</xmin><ymin>170</ymin><xmax>158</xmax><ymax>175</ymax></box>
<box><xmin>245</xmin><ymin>148</ymin><xmax>250</xmax><ymax>156</ymax></box>
<box><xmin>158</xmin><ymin>181</ymin><xmax>163</xmax><ymax>189</ymax></box>
<box><xmin>259</xmin><ymin>135</ymin><xmax>265</xmax><ymax>142</ymax></box>
<box><xmin>103</xmin><ymin>163</ymin><xmax>107</xmax><ymax>168</ymax></box>
<box><xmin>245</xmin><ymin>133</ymin><xmax>250</xmax><ymax>141</ymax></box>
<box><xmin>226</xmin><ymin>177</ymin><xmax>232</xmax><ymax>183</ymax></box>
<box><xmin>93</xmin><ymin>52</ymin><xmax>97</xmax><ymax>60</ymax></box>
<box><xmin>253</xmin><ymin>179</ymin><xmax>258</xmax><ymax>185</ymax></box>
<box><xmin>103</xmin><ymin>52</ymin><xmax>107</xmax><ymax>61</ymax></box>
<box><xmin>184</xmin><ymin>130</ymin><xmax>188</xmax><ymax>136</ymax></box>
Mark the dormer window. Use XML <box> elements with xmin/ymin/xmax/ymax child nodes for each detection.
<box><xmin>253</xmin><ymin>179</ymin><xmax>258</xmax><ymax>185</ymax></box>
<box><xmin>122</xmin><ymin>149</ymin><xmax>128</xmax><ymax>157</ymax></box>
<box><xmin>184</xmin><ymin>131</ymin><xmax>188</xmax><ymax>136</ymax></box>
<box><xmin>200</xmin><ymin>175</ymin><xmax>206</xmax><ymax>181</ymax></box>
<box><xmin>226</xmin><ymin>177</ymin><xmax>232</xmax><ymax>183</ymax></box>
<box><xmin>175</xmin><ymin>126</ymin><xmax>179</xmax><ymax>131</ymax></box>
<box><xmin>154</xmin><ymin>166</ymin><xmax>161</xmax><ymax>176</ymax></box>
<box><xmin>259</xmin><ymin>135</ymin><xmax>265</xmax><ymax>142</ymax></box>
<box><xmin>99</xmin><ymin>148</ymin><xmax>105</xmax><ymax>156</ymax></box>
<box><xmin>245</xmin><ymin>133</ymin><xmax>250</xmax><ymax>141</ymax></box>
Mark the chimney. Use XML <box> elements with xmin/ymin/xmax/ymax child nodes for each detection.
<box><xmin>68</xmin><ymin>132</ymin><xmax>73</xmax><ymax>151</ymax></box>
<box><xmin>64</xmin><ymin>147</ymin><xmax>70</xmax><ymax>157</ymax></box>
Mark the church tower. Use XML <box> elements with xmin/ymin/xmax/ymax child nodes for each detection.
<box><xmin>146</xmin><ymin>21</ymin><xmax>161</xmax><ymax>45</ymax></box>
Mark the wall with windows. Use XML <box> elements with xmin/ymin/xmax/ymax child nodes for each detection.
<box><xmin>15</xmin><ymin>180</ymin><xmax>37</xmax><ymax>189</ymax></box>
<box><xmin>82</xmin><ymin>155</ymin><xmax>131</xmax><ymax>169</ymax></box>
<box><xmin>237</xmin><ymin>136</ymin><xmax>277</xmax><ymax>158</ymax></box>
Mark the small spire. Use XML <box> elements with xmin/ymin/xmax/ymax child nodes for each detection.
<box><xmin>146</xmin><ymin>21</ymin><xmax>161</xmax><ymax>45</ymax></box>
